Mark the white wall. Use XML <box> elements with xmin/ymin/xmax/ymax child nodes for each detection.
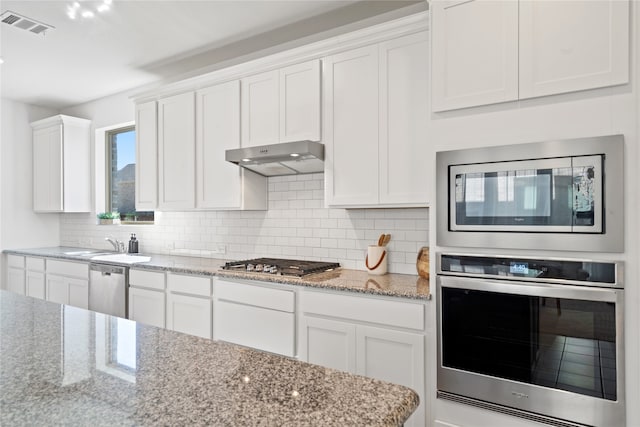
<box><xmin>0</xmin><ymin>99</ymin><xmax>60</xmax><ymax>251</ymax></box>
<box><xmin>428</xmin><ymin>4</ymin><xmax>640</xmax><ymax>426</ymax></box>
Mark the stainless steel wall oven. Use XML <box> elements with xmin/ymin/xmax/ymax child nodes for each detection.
<box><xmin>436</xmin><ymin>135</ymin><xmax>624</xmax><ymax>252</ymax></box>
<box><xmin>437</xmin><ymin>253</ymin><xmax>625</xmax><ymax>427</ymax></box>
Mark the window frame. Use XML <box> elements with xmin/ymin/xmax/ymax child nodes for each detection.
<box><xmin>105</xmin><ymin>125</ymin><xmax>154</xmax><ymax>225</ymax></box>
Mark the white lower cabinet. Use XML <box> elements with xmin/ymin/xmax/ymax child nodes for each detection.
<box><xmin>299</xmin><ymin>290</ymin><xmax>426</xmax><ymax>427</ymax></box>
<box><xmin>7</xmin><ymin>267</ymin><xmax>26</xmax><ymax>295</ymax></box>
<box><xmin>300</xmin><ymin>316</ymin><xmax>356</xmax><ymax>372</ymax></box>
<box><xmin>355</xmin><ymin>325</ymin><xmax>425</xmax><ymax>412</ymax></box>
<box><xmin>166</xmin><ymin>273</ymin><xmax>212</xmax><ymax>339</ymax></box>
<box><xmin>46</xmin><ymin>275</ymin><xmax>89</xmax><ymax>309</ymax></box>
<box><xmin>26</xmin><ymin>271</ymin><xmax>46</xmax><ymax>300</ymax></box>
<box><xmin>25</xmin><ymin>257</ymin><xmax>46</xmax><ymax>300</ymax></box>
<box><xmin>129</xmin><ymin>287</ymin><xmax>166</xmax><ymax>328</ymax></box>
<box><xmin>128</xmin><ymin>269</ymin><xmax>167</xmax><ymax>328</ymax></box>
<box><xmin>45</xmin><ymin>260</ymin><xmax>89</xmax><ymax>309</ymax></box>
<box><xmin>166</xmin><ymin>293</ymin><xmax>211</xmax><ymax>339</ymax></box>
<box><xmin>214</xmin><ymin>279</ymin><xmax>295</xmax><ymax>357</ymax></box>
<box><xmin>6</xmin><ymin>255</ymin><xmax>26</xmax><ymax>295</ymax></box>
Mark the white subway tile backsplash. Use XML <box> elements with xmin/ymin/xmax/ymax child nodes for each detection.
<box><xmin>60</xmin><ymin>174</ymin><xmax>429</xmax><ymax>274</ymax></box>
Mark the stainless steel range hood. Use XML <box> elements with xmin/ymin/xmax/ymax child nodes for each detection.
<box><xmin>225</xmin><ymin>140</ymin><xmax>324</xmax><ymax>177</ymax></box>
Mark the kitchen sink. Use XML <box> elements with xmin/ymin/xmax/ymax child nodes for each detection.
<box><xmin>79</xmin><ymin>252</ymin><xmax>114</xmax><ymax>257</ymax></box>
<box><xmin>64</xmin><ymin>250</ymin><xmax>99</xmax><ymax>255</ymax></box>
<box><xmin>90</xmin><ymin>254</ymin><xmax>151</xmax><ymax>264</ymax></box>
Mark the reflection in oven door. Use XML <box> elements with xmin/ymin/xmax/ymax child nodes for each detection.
<box><xmin>442</xmin><ymin>287</ymin><xmax>617</xmax><ymax>401</ymax></box>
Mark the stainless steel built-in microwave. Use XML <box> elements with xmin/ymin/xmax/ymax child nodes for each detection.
<box><xmin>436</xmin><ymin>135</ymin><xmax>624</xmax><ymax>252</ymax></box>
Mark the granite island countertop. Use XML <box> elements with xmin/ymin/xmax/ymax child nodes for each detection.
<box><xmin>0</xmin><ymin>290</ymin><xmax>418</xmax><ymax>426</ymax></box>
<box><xmin>4</xmin><ymin>246</ymin><xmax>431</xmax><ymax>300</ymax></box>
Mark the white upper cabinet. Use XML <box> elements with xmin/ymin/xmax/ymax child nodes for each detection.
<box><xmin>196</xmin><ymin>80</ymin><xmax>266</xmax><ymax>210</ymax></box>
<box><xmin>519</xmin><ymin>0</ymin><xmax>629</xmax><ymax>99</ymax></box>
<box><xmin>325</xmin><ymin>33</ymin><xmax>429</xmax><ymax>208</ymax></box>
<box><xmin>158</xmin><ymin>92</ymin><xmax>196</xmax><ymax>210</ymax></box>
<box><xmin>31</xmin><ymin>115</ymin><xmax>91</xmax><ymax>212</ymax></box>
<box><xmin>431</xmin><ymin>0</ymin><xmax>630</xmax><ymax>112</ymax></box>
<box><xmin>379</xmin><ymin>31</ymin><xmax>430</xmax><ymax>205</ymax></box>
<box><xmin>431</xmin><ymin>0</ymin><xmax>518</xmax><ymax>112</ymax></box>
<box><xmin>241</xmin><ymin>70</ymin><xmax>280</xmax><ymax>147</ymax></box>
<box><xmin>135</xmin><ymin>101</ymin><xmax>158</xmax><ymax>211</ymax></box>
<box><xmin>324</xmin><ymin>45</ymin><xmax>380</xmax><ymax>207</ymax></box>
<box><xmin>279</xmin><ymin>60</ymin><xmax>321</xmax><ymax>142</ymax></box>
<box><xmin>242</xmin><ymin>59</ymin><xmax>321</xmax><ymax>147</ymax></box>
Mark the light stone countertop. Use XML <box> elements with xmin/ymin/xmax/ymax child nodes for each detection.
<box><xmin>0</xmin><ymin>290</ymin><xmax>419</xmax><ymax>426</ymax></box>
<box><xmin>4</xmin><ymin>246</ymin><xmax>431</xmax><ymax>300</ymax></box>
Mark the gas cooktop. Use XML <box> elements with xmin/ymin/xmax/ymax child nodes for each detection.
<box><xmin>222</xmin><ymin>258</ymin><xmax>340</xmax><ymax>277</ymax></box>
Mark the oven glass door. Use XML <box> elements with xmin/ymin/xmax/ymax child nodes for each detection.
<box><xmin>450</xmin><ymin>155</ymin><xmax>602</xmax><ymax>232</ymax></box>
<box><xmin>440</xmin><ymin>282</ymin><xmax>619</xmax><ymax>401</ymax></box>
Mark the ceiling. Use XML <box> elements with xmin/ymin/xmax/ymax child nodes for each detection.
<box><xmin>0</xmin><ymin>0</ymin><xmax>421</xmax><ymax>110</ymax></box>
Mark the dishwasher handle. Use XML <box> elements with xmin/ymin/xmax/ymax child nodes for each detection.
<box><xmin>90</xmin><ymin>263</ymin><xmax>126</xmax><ymax>275</ymax></box>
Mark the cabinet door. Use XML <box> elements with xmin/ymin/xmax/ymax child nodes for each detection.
<box><xmin>129</xmin><ymin>287</ymin><xmax>165</xmax><ymax>328</ymax></box>
<box><xmin>379</xmin><ymin>32</ymin><xmax>430</xmax><ymax>206</ymax></box>
<box><xmin>324</xmin><ymin>45</ymin><xmax>379</xmax><ymax>206</ymax></box>
<box><xmin>135</xmin><ymin>101</ymin><xmax>158</xmax><ymax>210</ymax></box>
<box><xmin>33</xmin><ymin>125</ymin><xmax>63</xmax><ymax>212</ymax></box>
<box><xmin>46</xmin><ymin>274</ymin><xmax>68</xmax><ymax>305</ymax></box>
<box><xmin>166</xmin><ymin>293</ymin><xmax>212</xmax><ymax>339</ymax></box>
<box><xmin>431</xmin><ymin>0</ymin><xmax>518</xmax><ymax>111</ymax></box>
<box><xmin>241</xmin><ymin>70</ymin><xmax>279</xmax><ymax>147</ymax></box>
<box><xmin>356</xmin><ymin>326</ymin><xmax>425</xmax><ymax>427</ymax></box>
<box><xmin>26</xmin><ymin>271</ymin><xmax>46</xmax><ymax>300</ymax></box>
<box><xmin>519</xmin><ymin>0</ymin><xmax>629</xmax><ymax>99</ymax></box>
<box><xmin>7</xmin><ymin>267</ymin><xmax>25</xmax><ymax>295</ymax></box>
<box><xmin>196</xmin><ymin>81</ymin><xmax>242</xmax><ymax>209</ymax></box>
<box><xmin>158</xmin><ymin>92</ymin><xmax>195</xmax><ymax>210</ymax></box>
<box><xmin>299</xmin><ymin>316</ymin><xmax>356</xmax><ymax>373</ymax></box>
<box><xmin>67</xmin><ymin>278</ymin><xmax>89</xmax><ymax>309</ymax></box>
<box><xmin>46</xmin><ymin>275</ymin><xmax>88</xmax><ymax>309</ymax></box>
<box><xmin>279</xmin><ymin>59</ymin><xmax>321</xmax><ymax>142</ymax></box>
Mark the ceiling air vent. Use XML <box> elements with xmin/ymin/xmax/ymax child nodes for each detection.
<box><xmin>1</xmin><ymin>10</ymin><xmax>54</xmax><ymax>35</ymax></box>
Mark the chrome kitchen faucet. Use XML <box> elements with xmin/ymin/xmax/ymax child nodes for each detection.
<box><xmin>105</xmin><ymin>237</ymin><xmax>126</xmax><ymax>253</ymax></box>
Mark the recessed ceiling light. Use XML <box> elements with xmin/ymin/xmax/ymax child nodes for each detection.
<box><xmin>290</xmin><ymin>153</ymin><xmax>300</xmax><ymax>157</ymax></box>
<box><xmin>81</xmin><ymin>10</ymin><xmax>94</xmax><ymax>18</ymax></box>
<box><xmin>0</xmin><ymin>58</ymin><xmax>4</xmax><ymax>65</ymax></box>
<box><xmin>97</xmin><ymin>4</ymin><xmax>110</xmax><ymax>13</ymax></box>
<box><xmin>242</xmin><ymin>158</ymin><xmax>251</xmax><ymax>162</ymax></box>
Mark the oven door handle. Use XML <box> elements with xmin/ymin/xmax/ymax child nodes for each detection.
<box><xmin>437</xmin><ymin>275</ymin><xmax>621</xmax><ymax>303</ymax></box>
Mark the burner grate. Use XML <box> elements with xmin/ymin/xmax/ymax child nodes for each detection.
<box><xmin>223</xmin><ymin>258</ymin><xmax>340</xmax><ymax>277</ymax></box>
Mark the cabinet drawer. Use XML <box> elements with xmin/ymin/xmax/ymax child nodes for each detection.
<box><xmin>129</xmin><ymin>269</ymin><xmax>165</xmax><ymax>290</ymax></box>
<box><xmin>215</xmin><ymin>300</ymin><xmax>295</xmax><ymax>357</ymax></box>
<box><xmin>26</xmin><ymin>257</ymin><xmax>45</xmax><ymax>271</ymax></box>
<box><xmin>216</xmin><ymin>279</ymin><xmax>294</xmax><ymax>312</ymax></box>
<box><xmin>7</xmin><ymin>255</ymin><xmax>24</xmax><ymax>268</ymax></box>
<box><xmin>300</xmin><ymin>291</ymin><xmax>424</xmax><ymax>330</ymax></box>
<box><xmin>47</xmin><ymin>259</ymin><xmax>88</xmax><ymax>278</ymax></box>
<box><xmin>167</xmin><ymin>273</ymin><xmax>212</xmax><ymax>297</ymax></box>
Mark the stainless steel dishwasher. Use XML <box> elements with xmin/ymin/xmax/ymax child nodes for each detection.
<box><xmin>89</xmin><ymin>263</ymin><xmax>128</xmax><ymax>318</ymax></box>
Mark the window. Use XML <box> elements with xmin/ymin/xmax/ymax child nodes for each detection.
<box><xmin>106</xmin><ymin>126</ymin><xmax>154</xmax><ymax>223</ymax></box>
